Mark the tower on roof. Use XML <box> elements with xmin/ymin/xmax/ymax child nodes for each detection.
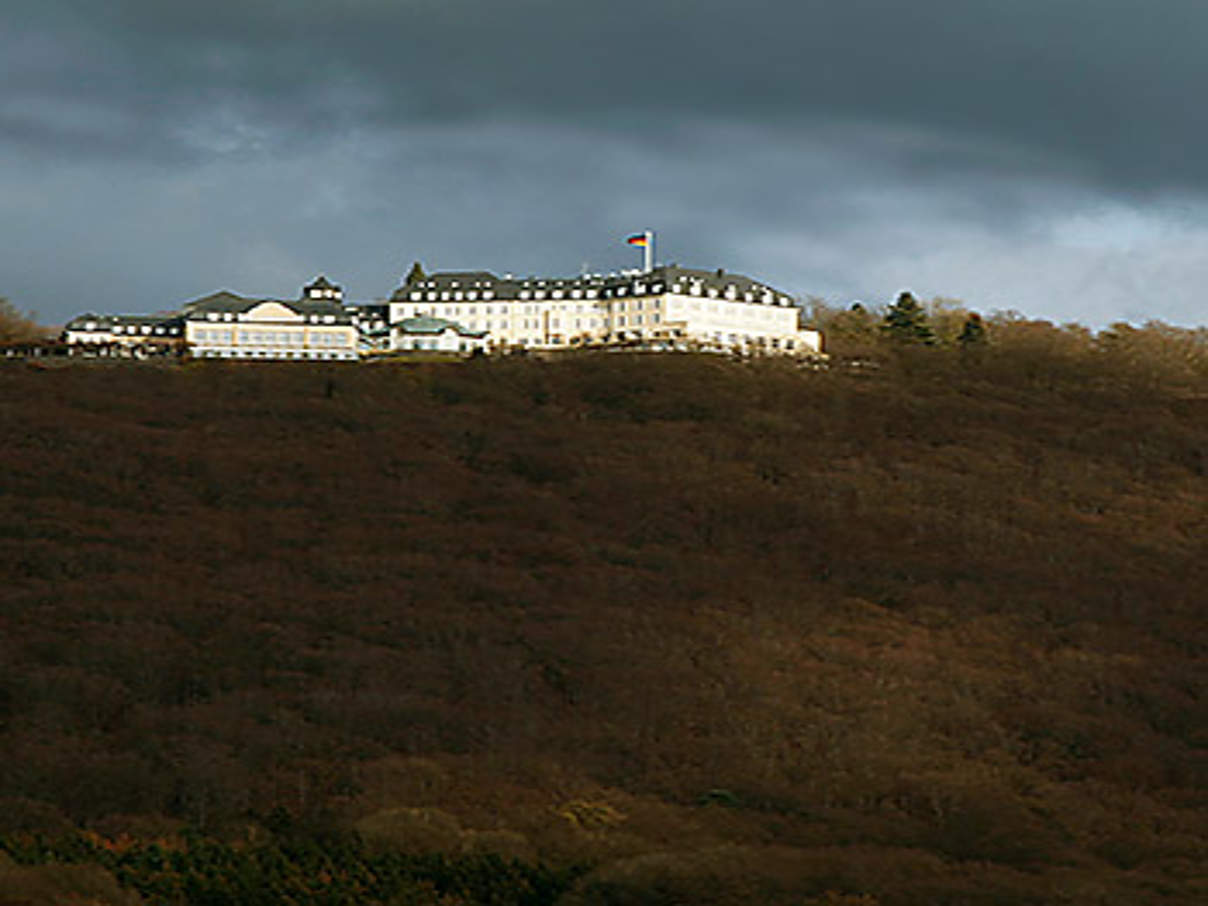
<box><xmin>303</xmin><ymin>275</ymin><xmax>343</xmax><ymax>302</ymax></box>
<box><xmin>404</xmin><ymin>261</ymin><xmax>427</xmax><ymax>286</ymax></box>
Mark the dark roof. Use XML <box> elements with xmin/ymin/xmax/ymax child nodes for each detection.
<box><xmin>182</xmin><ymin>292</ymin><xmax>351</xmax><ymax>322</ymax></box>
<box><xmin>305</xmin><ymin>275</ymin><xmax>337</xmax><ymax>290</ymax></box>
<box><xmin>181</xmin><ymin>291</ymin><xmax>259</xmax><ymax>314</ymax></box>
<box><xmin>390</xmin><ymin>265</ymin><xmax>793</xmax><ymax>304</ymax></box>
<box><xmin>65</xmin><ymin>312</ymin><xmax>184</xmax><ymax>330</ymax></box>
<box><xmin>396</xmin><ymin>316</ymin><xmax>485</xmax><ymax>337</ymax></box>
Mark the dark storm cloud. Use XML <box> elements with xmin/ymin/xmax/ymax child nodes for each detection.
<box><xmin>5</xmin><ymin>1</ymin><xmax>1208</xmax><ymax>328</ymax></box>
<box><xmin>8</xmin><ymin>1</ymin><xmax>1208</xmax><ymax>188</ymax></box>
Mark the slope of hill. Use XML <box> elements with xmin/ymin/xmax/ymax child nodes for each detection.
<box><xmin>1</xmin><ymin>338</ymin><xmax>1207</xmax><ymax>904</ymax></box>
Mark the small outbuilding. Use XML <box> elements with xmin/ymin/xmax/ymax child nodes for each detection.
<box><xmin>391</xmin><ymin>316</ymin><xmax>487</xmax><ymax>354</ymax></box>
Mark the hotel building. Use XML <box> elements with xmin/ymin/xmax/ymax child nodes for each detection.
<box><xmin>387</xmin><ymin>265</ymin><xmax>821</xmax><ymax>355</ymax></box>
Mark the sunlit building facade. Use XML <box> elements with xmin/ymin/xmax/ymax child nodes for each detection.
<box><xmin>387</xmin><ymin>266</ymin><xmax>821</xmax><ymax>355</ymax></box>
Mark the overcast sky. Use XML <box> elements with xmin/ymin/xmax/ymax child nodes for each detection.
<box><xmin>5</xmin><ymin>0</ymin><xmax>1208</xmax><ymax>326</ymax></box>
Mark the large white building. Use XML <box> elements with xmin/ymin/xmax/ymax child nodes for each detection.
<box><xmin>63</xmin><ymin>261</ymin><xmax>823</xmax><ymax>360</ymax></box>
<box><xmin>384</xmin><ymin>265</ymin><xmax>821</xmax><ymax>355</ymax></box>
<box><xmin>65</xmin><ymin>277</ymin><xmax>359</xmax><ymax>361</ymax></box>
<box><xmin>183</xmin><ymin>280</ymin><xmax>358</xmax><ymax>362</ymax></box>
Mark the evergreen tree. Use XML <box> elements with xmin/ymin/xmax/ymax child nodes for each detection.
<box><xmin>405</xmin><ymin>261</ymin><xmax>427</xmax><ymax>285</ymax></box>
<box><xmin>881</xmin><ymin>291</ymin><xmax>936</xmax><ymax>344</ymax></box>
<box><xmin>957</xmin><ymin>312</ymin><xmax>987</xmax><ymax>347</ymax></box>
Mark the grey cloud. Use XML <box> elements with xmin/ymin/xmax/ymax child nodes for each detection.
<box><xmin>8</xmin><ymin>1</ymin><xmax>1208</xmax><ymax>189</ymax></box>
<box><xmin>5</xmin><ymin>1</ymin><xmax>1208</xmax><ymax>329</ymax></box>
<box><xmin>5</xmin><ymin>116</ymin><xmax>1202</xmax><ymax>328</ymax></box>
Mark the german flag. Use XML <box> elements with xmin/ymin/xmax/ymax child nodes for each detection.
<box><xmin>626</xmin><ymin>233</ymin><xmax>649</xmax><ymax>247</ymax></box>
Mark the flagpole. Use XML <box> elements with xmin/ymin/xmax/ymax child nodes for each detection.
<box><xmin>645</xmin><ymin>230</ymin><xmax>653</xmax><ymax>273</ymax></box>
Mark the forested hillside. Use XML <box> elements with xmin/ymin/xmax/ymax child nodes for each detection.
<box><xmin>2</xmin><ymin>321</ymin><xmax>1208</xmax><ymax>904</ymax></box>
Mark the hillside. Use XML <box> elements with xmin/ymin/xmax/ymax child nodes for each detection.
<box><xmin>1</xmin><ymin>334</ymin><xmax>1207</xmax><ymax>904</ymax></box>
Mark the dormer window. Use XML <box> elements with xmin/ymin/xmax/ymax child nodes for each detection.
<box><xmin>410</xmin><ymin>292</ymin><xmax>421</xmax><ymax>301</ymax></box>
<box><xmin>207</xmin><ymin>313</ymin><xmax>218</xmax><ymax>322</ymax></box>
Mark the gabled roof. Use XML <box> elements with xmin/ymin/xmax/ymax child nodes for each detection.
<box><xmin>306</xmin><ymin>275</ymin><xmax>337</xmax><ymax>290</ymax></box>
<box><xmin>181</xmin><ymin>291</ymin><xmax>259</xmax><ymax>314</ymax></box>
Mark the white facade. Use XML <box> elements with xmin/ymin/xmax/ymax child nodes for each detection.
<box><xmin>186</xmin><ymin>301</ymin><xmax>358</xmax><ymax>361</ymax></box>
<box><xmin>387</xmin><ymin>268</ymin><xmax>822</xmax><ymax>355</ymax></box>
<box><xmin>390</xmin><ymin>317</ymin><xmax>488</xmax><ymax>354</ymax></box>
<box><xmin>63</xmin><ymin>316</ymin><xmax>184</xmax><ymax>347</ymax></box>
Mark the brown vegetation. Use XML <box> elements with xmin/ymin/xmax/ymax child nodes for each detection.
<box><xmin>0</xmin><ymin>299</ymin><xmax>49</xmax><ymax>345</ymax></box>
<box><xmin>2</xmin><ymin>321</ymin><xmax>1208</xmax><ymax>903</ymax></box>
